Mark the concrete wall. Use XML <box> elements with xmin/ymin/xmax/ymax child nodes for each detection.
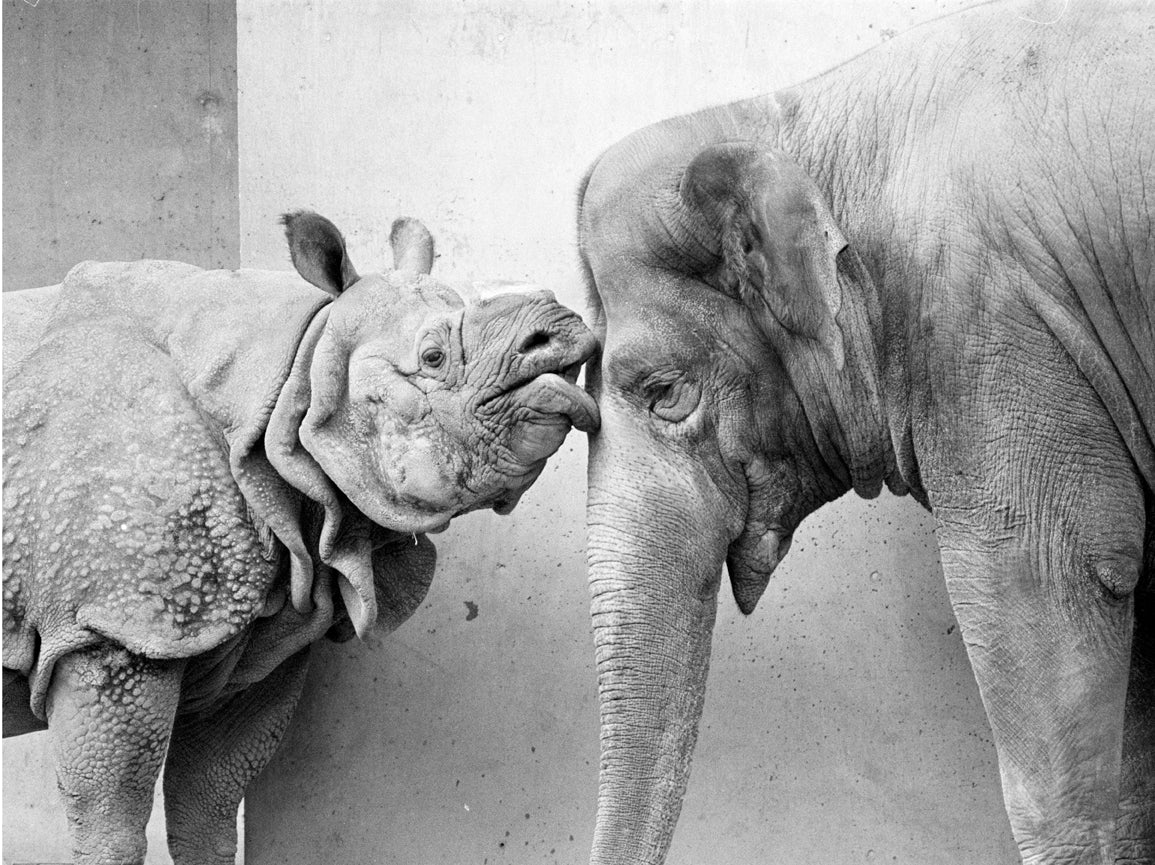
<box><xmin>239</xmin><ymin>3</ymin><xmax>1020</xmax><ymax>864</ymax></box>
<box><xmin>1</xmin><ymin>2</ymin><xmax>238</xmax><ymax>862</ymax></box>
<box><xmin>2</xmin><ymin>0</ymin><xmax>239</xmax><ymax>291</ymax></box>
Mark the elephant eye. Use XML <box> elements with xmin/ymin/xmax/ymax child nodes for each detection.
<box><xmin>647</xmin><ymin>376</ymin><xmax>702</xmax><ymax>424</ymax></box>
<box><xmin>421</xmin><ymin>347</ymin><xmax>446</xmax><ymax>369</ymax></box>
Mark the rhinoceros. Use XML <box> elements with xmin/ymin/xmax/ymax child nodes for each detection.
<box><xmin>1</xmin><ymin>211</ymin><xmax>599</xmax><ymax>864</ymax></box>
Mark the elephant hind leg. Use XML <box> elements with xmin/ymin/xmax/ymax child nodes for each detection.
<box><xmin>163</xmin><ymin>648</ymin><xmax>310</xmax><ymax>865</ymax></box>
<box><xmin>46</xmin><ymin>645</ymin><xmax>184</xmax><ymax>865</ymax></box>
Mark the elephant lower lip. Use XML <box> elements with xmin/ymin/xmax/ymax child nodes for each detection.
<box><xmin>726</xmin><ymin>527</ymin><xmax>792</xmax><ymax>614</ymax></box>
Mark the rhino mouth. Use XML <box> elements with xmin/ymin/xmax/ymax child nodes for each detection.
<box><xmin>482</xmin><ymin>360</ymin><xmax>600</xmax><ymax>515</ymax></box>
<box><xmin>514</xmin><ymin>369</ymin><xmax>599</xmax><ymax>432</ymax></box>
<box><xmin>478</xmin><ymin>342</ymin><xmax>599</xmax><ymax>433</ymax></box>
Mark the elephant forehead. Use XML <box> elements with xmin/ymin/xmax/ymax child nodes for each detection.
<box><xmin>590</xmin><ymin>256</ymin><xmax>709</xmax><ymax>318</ymax></box>
<box><xmin>603</xmin><ymin>282</ymin><xmax>751</xmax><ymax>359</ymax></box>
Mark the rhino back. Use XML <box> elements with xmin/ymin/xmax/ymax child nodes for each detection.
<box><xmin>2</xmin><ymin>259</ymin><xmax>329</xmax><ymax>717</ymax></box>
<box><xmin>3</xmin><ymin>319</ymin><xmax>280</xmax><ymax>670</ymax></box>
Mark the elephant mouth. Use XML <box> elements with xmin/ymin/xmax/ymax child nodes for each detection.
<box><xmin>726</xmin><ymin>526</ymin><xmax>793</xmax><ymax>614</ymax></box>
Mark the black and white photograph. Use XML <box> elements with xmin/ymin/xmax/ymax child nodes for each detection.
<box><xmin>2</xmin><ymin>1</ymin><xmax>1152</xmax><ymax>863</ymax></box>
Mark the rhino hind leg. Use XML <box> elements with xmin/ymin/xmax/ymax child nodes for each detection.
<box><xmin>163</xmin><ymin>648</ymin><xmax>311</xmax><ymax>865</ymax></box>
<box><xmin>46</xmin><ymin>645</ymin><xmax>185</xmax><ymax>865</ymax></box>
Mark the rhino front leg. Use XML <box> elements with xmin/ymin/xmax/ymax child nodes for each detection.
<box><xmin>47</xmin><ymin>645</ymin><xmax>185</xmax><ymax>865</ymax></box>
<box><xmin>163</xmin><ymin>648</ymin><xmax>311</xmax><ymax>865</ymax></box>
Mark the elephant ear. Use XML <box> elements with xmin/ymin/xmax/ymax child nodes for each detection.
<box><xmin>680</xmin><ymin>143</ymin><xmax>847</xmax><ymax>367</ymax></box>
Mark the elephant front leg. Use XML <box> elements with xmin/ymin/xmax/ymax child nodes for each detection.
<box><xmin>916</xmin><ymin>290</ymin><xmax>1153</xmax><ymax>862</ymax></box>
<box><xmin>1117</xmin><ymin>580</ymin><xmax>1155</xmax><ymax>864</ymax></box>
<box><xmin>46</xmin><ymin>645</ymin><xmax>185</xmax><ymax>865</ymax></box>
<box><xmin>938</xmin><ymin>533</ymin><xmax>1137</xmax><ymax>864</ymax></box>
<box><xmin>163</xmin><ymin>648</ymin><xmax>311</xmax><ymax>865</ymax></box>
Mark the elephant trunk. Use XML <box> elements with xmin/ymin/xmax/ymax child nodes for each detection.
<box><xmin>586</xmin><ymin>424</ymin><xmax>730</xmax><ymax>864</ymax></box>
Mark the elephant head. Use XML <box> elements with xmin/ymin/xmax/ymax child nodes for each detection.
<box><xmin>579</xmin><ymin>140</ymin><xmax>891</xmax><ymax>862</ymax></box>
<box><xmin>278</xmin><ymin>210</ymin><xmax>601</xmax><ymax>537</ymax></box>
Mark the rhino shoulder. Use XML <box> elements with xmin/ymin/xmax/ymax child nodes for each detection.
<box><xmin>3</xmin><ymin>307</ymin><xmax>285</xmax><ymax>716</ymax></box>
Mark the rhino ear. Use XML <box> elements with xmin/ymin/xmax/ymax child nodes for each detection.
<box><xmin>390</xmin><ymin>217</ymin><xmax>435</xmax><ymax>274</ymax></box>
<box><xmin>281</xmin><ymin>210</ymin><xmax>360</xmax><ymax>296</ymax></box>
<box><xmin>680</xmin><ymin>144</ymin><xmax>846</xmax><ymax>367</ymax></box>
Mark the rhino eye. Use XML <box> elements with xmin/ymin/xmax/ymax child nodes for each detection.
<box><xmin>421</xmin><ymin>347</ymin><xmax>446</xmax><ymax>369</ymax></box>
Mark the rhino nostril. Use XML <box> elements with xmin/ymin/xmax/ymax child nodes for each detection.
<box><xmin>518</xmin><ymin>330</ymin><xmax>552</xmax><ymax>354</ymax></box>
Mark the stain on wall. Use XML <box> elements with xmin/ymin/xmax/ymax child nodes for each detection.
<box><xmin>1</xmin><ymin>2</ymin><xmax>238</xmax><ymax>863</ymax></box>
<box><xmin>1</xmin><ymin>0</ymin><xmax>239</xmax><ymax>291</ymax></box>
<box><xmin>238</xmin><ymin>2</ymin><xmax>1019</xmax><ymax>863</ymax></box>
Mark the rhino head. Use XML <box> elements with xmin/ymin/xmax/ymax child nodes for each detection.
<box><xmin>278</xmin><ymin>211</ymin><xmax>600</xmax><ymax>537</ymax></box>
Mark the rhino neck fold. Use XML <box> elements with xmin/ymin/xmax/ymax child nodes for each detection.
<box><xmin>260</xmin><ymin>305</ymin><xmax>435</xmax><ymax>640</ymax></box>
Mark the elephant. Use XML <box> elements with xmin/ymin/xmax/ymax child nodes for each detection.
<box><xmin>1</xmin><ymin>211</ymin><xmax>599</xmax><ymax>864</ymax></box>
<box><xmin>576</xmin><ymin>2</ymin><xmax>1153</xmax><ymax>863</ymax></box>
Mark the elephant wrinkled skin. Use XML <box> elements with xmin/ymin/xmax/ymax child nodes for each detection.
<box><xmin>577</xmin><ymin>3</ymin><xmax>1153</xmax><ymax>863</ymax></box>
<box><xmin>1</xmin><ymin>212</ymin><xmax>598</xmax><ymax>864</ymax></box>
